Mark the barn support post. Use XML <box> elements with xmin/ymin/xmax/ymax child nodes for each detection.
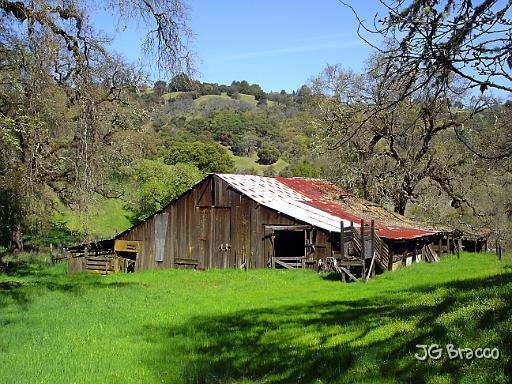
<box><xmin>370</xmin><ymin>220</ymin><xmax>375</xmax><ymax>278</ymax></box>
<box><xmin>404</xmin><ymin>243</ymin><xmax>409</xmax><ymax>266</ymax></box>
<box><xmin>438</xmin><ymin>238</ymin><xmax>443</xmax><ymax>256</ymax></box>
<box><xmin>447</xmin><ymin>237</ymin><xmax>451</xmax><ymax>255</ymax></box>
<box><xmin>340</xmin><ymin>221</ymin><xmax>345</xmax><ymax>259</ymax></box>
<box><xmin>388</xmin><ymin>248</ymin><xmax>394</xmax><ymax>271</ymax></box>
<box><xmin>360</xmin><ymin>219</ymin><xmax>366</xmax><ymax>280</ymax></box>
<box><xmin>457</xmin><ymin>238</ymin><xmax>461</xmax><ymax>259</ymax></box>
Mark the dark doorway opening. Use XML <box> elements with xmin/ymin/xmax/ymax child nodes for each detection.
<box><xmin>274</xmin><ymin>230</ymin><xmax>305</xmax><ymax>258</ymax></box>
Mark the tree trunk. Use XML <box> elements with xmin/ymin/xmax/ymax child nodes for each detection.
<box><xmin>394</xmin><ymin>195</ymin><xmax>407</xmax><ymax>216</ymax></box>
<box><xmin>11</xmin><ymin>226</ymin><xmax>23</xmax><ymax>254</ymax></box>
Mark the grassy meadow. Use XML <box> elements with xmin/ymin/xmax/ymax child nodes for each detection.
<box><xmin>1</xmin><ymin>252</ymin><xmax>511</xmax><ymax>383</ymax></box>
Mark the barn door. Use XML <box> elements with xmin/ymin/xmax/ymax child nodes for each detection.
<box><xmin>264</xmin><ymin>225</ymin><xmax>312</xmax><ymax>269</ymax></box>
<box><xmin>213</xmin><ymin>207</ymin><xmax>231</xmax><ymax>268</ymax></box>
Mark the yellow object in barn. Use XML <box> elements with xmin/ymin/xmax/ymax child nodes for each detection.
<box><xmin>114</xmin><ymin>240</ymin><xmax>142</xmax><ymax>253</ymax></box>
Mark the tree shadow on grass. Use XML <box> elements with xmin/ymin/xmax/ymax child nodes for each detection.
<box><xmin>143</xmin><ymin>272</ymin><xmax>512</xmax><ymax>384</ymax></box>
<box><xmin>0</xmin><ymin>258</ymin><xmax>140</xmax><ymax>309</ymax></box>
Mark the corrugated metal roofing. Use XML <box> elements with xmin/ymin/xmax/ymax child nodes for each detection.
<box><xmin>215</xmin><ymin>174</ymin><xmax>439</xmax><ymax>240</ymax></box>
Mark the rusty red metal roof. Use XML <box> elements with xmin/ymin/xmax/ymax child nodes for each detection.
<box><xmin>215</xmin><ymin>174</ymin><xmax>439</xmax><ymax>240</ymax></box>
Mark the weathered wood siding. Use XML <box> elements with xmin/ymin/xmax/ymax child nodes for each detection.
<box><xmin>118</xmin><ymin>175</ymin><xmax>328</xmax><ymax>271</ymax></box>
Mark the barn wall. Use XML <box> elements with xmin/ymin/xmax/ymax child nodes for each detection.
<box><xmin>117</xmin><ymin>175</ymin><xmax>318</xmax><ymax>271</ymax></box>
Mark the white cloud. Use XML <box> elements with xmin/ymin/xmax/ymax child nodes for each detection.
<box><xmin>209</xmin><ymin>40</ymin><xmax>363</xmax><ymax>64</ymax></box>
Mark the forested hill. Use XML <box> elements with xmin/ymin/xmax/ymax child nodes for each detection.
<box><xmin>141</xmin><ymin>75</ymin><xmax>317</xmax><ymax>175</ymax></box>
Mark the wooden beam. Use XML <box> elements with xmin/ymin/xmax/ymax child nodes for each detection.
<box><xmin>365</xmin><ymin>252</ymin><xmax>376</xmax><ymax>282</ymax></box>
<box><xmin>337</xmin><ymin>266</ymin><xmax>358</xmax><ymax>282</ymax></box>
<box><xmin>264</xmin><ymin>225</ymin><xmax>312</xmax><ymax>231</ymax></box>
<box><xmin>387</xmin><ymin>249</ymin><xmax>394</xmax><ymax>271</ymax></box>
<box><xmin>370</xmin><ymin>220</ymin><xmax>375</xmax><ymax>278</ymax></box>
<box><xmin>340</xmin><ymin>220</ymin><xmax>345</xmax><ymax>259</ymax></box>
<box><xmin>360</xmin><ymin>219</ymin><xmax>366</xmax><ymax>279</ymax></box>
<box><xmin>274</xmin><ymin>258</ymin><xmax>293</xmax><ymax>269</ymax></box>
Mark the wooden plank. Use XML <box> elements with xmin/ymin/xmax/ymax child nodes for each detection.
<box><xmin>114</xmin><ymin>240</ymin><xmax>142</xmax><ymax>253</ymax></box>
<box><xmin>85</xmin><ymin>261</ymin><xmax>110</xmax><ymax>266</ymax></box>
<box><xmin>88</xmin><ymin>269</ymin><xmax>112</xmax><ymax>275</ymax></box>
<box><xmin>85</xmin><ymin>256</ymin><xmax>111</xmax><ymax>261</ymax></box>
<box><xmin>174</xmin><ymin>258</ymin><xmax>199</xmax><ymax>265</ymax></box>
<box><xmin>375</xmin><ymin>257</ymin><xmax>386</xmax><ymax>271</ymax></box>
<box><xmin>265</xmin><ymin>225</ymin><xmax>312</xmax><ymax>231</ymax></box>
<box><xmin>338</xmin><ymin>260</ymin><xmax>364</xmax><ymax>267</ymax></box>
<box><xmin>337</xmin><ymin>266</ymin><xmax>358</xmax><ymax>282</ymax></box>
<box><xmin>275</xmin><ymin>256</ymin><xmax>305</xmax><ymax>261</ymax></box>
<box><xmin>340</xmin><ymin>220</ymin><xmax>345</xmax><ymax>259</ymax></box>
<box><xmin>365</xmin><ymin>252</ymin><xmax>376</xmax><ymax>282</ymax></box>
<box><xmin>274</xmin><ymin>258</ymin><xmax>294</xmax><ymax>269</ymax></box>
<box><xmin>360</xmin><ymin>219</ymin><xmax>366</xmax><ymax>279</ymax></box>
<box><xmin>427</xmin><ymin>243</ymin><xmax>439</xmax><ymax>262</ymax></box>
<box><xmin>370</xmin><ymin>220</ymin><xmax>375</xmax><ymax>278</ymax></box>
<box><xmin>154</xmin><ymin>212</ymin><xmax>169</xmax><ymax>262</ymax></box>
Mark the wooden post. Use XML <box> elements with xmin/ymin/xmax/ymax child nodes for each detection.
<box><xmin>457</xmin><ymin>239</ymin><xmax>461</xmax><ymax>259</ymax></box>
<box><xmin>447</xmin><ymin>237</ymin><xmax>451</xmax><ymax>255</ymax></box>
<box><xmin>83</xmin><ymin>246</ymin><xmax>88</xmax><ymax>272</ymax></box>
<box><xmin>388</xmin><ymin>249</ymin><xmax>394</xmax><ymax>271</ymax></box>
<box><xmin>340</xmin><ymin>221</ymin><xmax>345</xmax><ymax>259</ymax></box>
<box><xmin>404</xmin><ymin>243</ymin><xmax>410</xmax><ymax>266</ymax></box>
<box><xmin>370</xmin><ymin>220</ymin><xmax>375</xmax><ymax>277</ymax></box>
<box><xmin>438</xmin><ymin>238</ymin><xmax>443</xmax><ymax>256</ymax></box>
<box><xmin>360</xmin><ymin>219</ymin><xmax>366</xmax><ymax>280</ymax></box>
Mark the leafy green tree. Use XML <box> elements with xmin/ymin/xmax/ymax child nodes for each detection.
<box><xmin>296</xmin><ymin>85</ymin><xmax>312</xmax><ymax>105</ymax></box>
<box><xmin>169</xmin><ymin>73</ymin><xmax>196</xmax><ymax>92</ymax></box>
<box><xmin>162</xmin><ymin>141</ymin><xmax>234</xmax><ymax>173</ymax></box>
<box><xmin>231</xmin><ymin>134</ymin><xmax>260</xmax><ymax>156</ymax></box>
<box><xmin>127</xmin><ymin>160</ymin><xmax>202</xmax><ymax>221</ymax></box>
<box><xmin>0</xmin><ymin>0</ymin><xmax>194</xmax><ymax>247</ymax></box>
<box><xmin>257</xmin><ymin>144</ymin><xmax>280</xmax><ymax>165</ymax></box>
<box><xmin>153</xmin><ymin>80</ymin><xmax>168</xmax><ymax>96</ymax></box>
<box><xmin>280</xmin><ymin>162</ymin><xmax>319</xmax><ymax>178</ymax></box>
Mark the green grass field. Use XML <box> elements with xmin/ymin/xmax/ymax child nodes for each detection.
<box><xmin>1</xmin><ymin>253</ymin><xmax>511</xmax><ymax>383</ymax></box>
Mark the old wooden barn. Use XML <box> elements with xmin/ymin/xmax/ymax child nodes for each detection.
<box><xmin>68</xmin><ymin>174</ymin><xmax>462</xmax><ymax>277</ymax></box>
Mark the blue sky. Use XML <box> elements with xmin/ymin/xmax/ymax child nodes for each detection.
<box><xmin>93</xmin><ymin>1</ymin><xmax>385</xmax><ymax>92</ymax></box>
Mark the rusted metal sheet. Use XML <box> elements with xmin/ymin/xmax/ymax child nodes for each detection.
<box><xmin>215</xmin><ymin>174</ymin><xmax>439</xmax><ymax>240</ymax></box>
